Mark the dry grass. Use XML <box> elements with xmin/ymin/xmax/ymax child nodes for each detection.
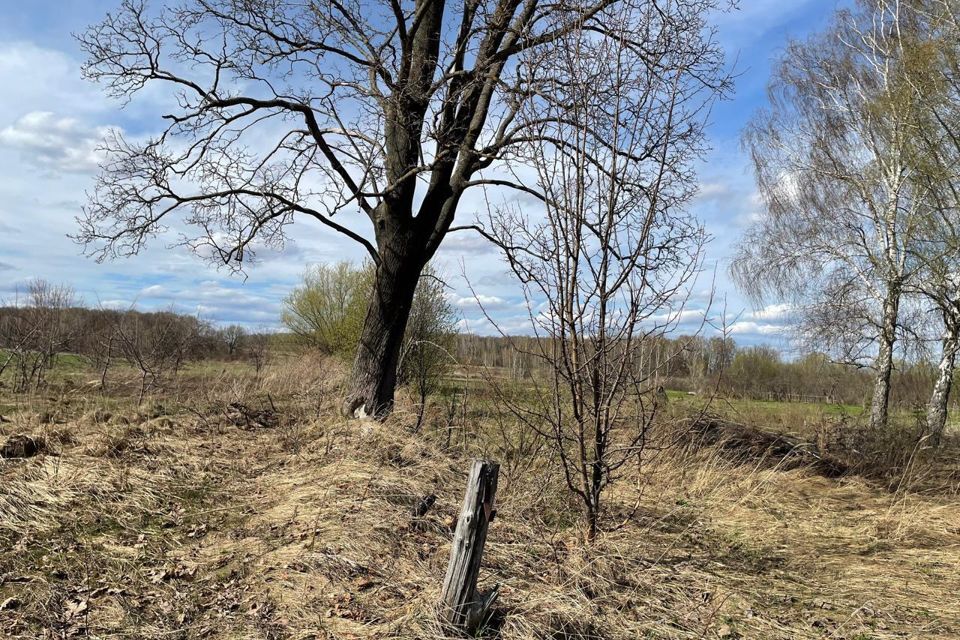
<box><xmin>0</xmin><ymin>355</ymin><xmax>958</xmax><ymax>638</ymax></box>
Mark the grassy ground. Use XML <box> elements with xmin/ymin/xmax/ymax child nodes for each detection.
<box><xmin>1</xmin><ymin>356</ymin><xmax>958</xmax><ymax>638</ymax></box>
<box><xmin>666</xmin><ymin>389</ymin><xmax>865</xmax><ymax>416</ymax></box>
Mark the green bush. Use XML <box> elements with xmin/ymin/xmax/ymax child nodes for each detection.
<box><xmin>280</xmin><ymin>261</ymin><xmax>370</xmax><ymax>358</ymax></box>
<box><xmin>281</xmin><ymin>262</ymin><xmax>458</xmax><ymax>410</ymax></box>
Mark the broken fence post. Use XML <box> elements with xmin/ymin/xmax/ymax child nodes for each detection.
<box><xmin>440</xmin><ymin>459</ymin><xmax>500</xmax><ymax>633</ymax></box>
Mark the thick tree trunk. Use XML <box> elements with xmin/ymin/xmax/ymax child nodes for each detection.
<box><xmin>870</xmin><ymin>287</ymin><xmax>900</xmax><ymax>431</ymax></box>
<box><xmin>343</xmin><ymin>230</ymin><xmax>425</xmax><ymax>419</ymax></box>
<box><xmin>927</xmin><ymin>327</ymin><xmax>958</xmax><ymax>447</ymax></box>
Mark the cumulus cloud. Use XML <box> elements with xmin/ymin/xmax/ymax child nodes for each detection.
<box><xmin>456</xmin><ymin>316</ymin><xmax>494</xmax><ymax>334</ymax></box>
<box><xmin>436</xmin><ymin>230</ymin><xmax>500</xmax><ymax>257</ymax></box>
<box><xmin>455</xmin><ymin>294</ymin><xmax>507</xmax><ymax>308</ymax></box>
<box><xmin>745</xmin><ymin>303</ymin><xmax>793</xmax><ymax>322</ymax></box>
<box><xmin>0</xmin><ymin>42</ymin><xmax>105</xmax><ymax>120</ymax></box>
<box><xmin>717</xmin><ymin>303</ymin><xmax>796</xmax><ymax>342</ymax></box>
<box><xmin>139</xmin><ymin>284</ymin><xmax>167</xmax><ymax>297</ymax></box>
<box><xmin>0</xmin><ymin>111</ymin><xmax>111</xmax><ymax>173</ymax></box>
<box><xmin>728</xmin><ymin>320</ymin><xmax>789</xmax><ymax>336</ymax></box>
<box><xmin>646</xmin><ymin>307</ymin><xmax>710</xmax><ymax>329</ymax></box>
<box><xmin>695</xmin><ymin>182</ymin><xmax>732</xmax><ymax>202</ymax></box>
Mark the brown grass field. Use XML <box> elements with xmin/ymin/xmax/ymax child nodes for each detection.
<box><xmin>1</xmin><ymin>354</ymin><xmax>959</xmax><ymax>639</ymax></box>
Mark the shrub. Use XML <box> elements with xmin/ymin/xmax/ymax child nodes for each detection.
<box><xmin>281</xmin><ymin>261</ymin><xmax>458</xmax><ymax>420</ymax></box>
<box><xmin>280</xmin><ymin>261</ymin><xmax>369</xmax><ymax>358</ymax></box>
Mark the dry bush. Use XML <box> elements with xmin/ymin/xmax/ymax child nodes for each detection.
<box><xmin>810</xmin><ymin>415</ymin><xmax>938</xmax><ymax>487</ymax></box>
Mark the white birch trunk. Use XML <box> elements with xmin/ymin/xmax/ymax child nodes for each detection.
<box><xmin>870</xmin><ymin>286</ymin><xmax>900</xmax><ymax>431</ymax></box>
<box><xmin>927</xmin><ymin>327</ymin><xmax>959</xmax><ymax>446</ymax></box>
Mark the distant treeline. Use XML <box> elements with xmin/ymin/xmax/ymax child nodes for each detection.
<box><xmin>0</xmin><ymin>280</ymin><xmax>270</xmax><ymax>396</ymax></box>
<box><xmin>2</xmin><ymin>280</ymin><xmax>947</xmax><ymax>410</ymax></box>
<box><xmin>0</xmin><ymin>306</ymin><xmax>253</xmax><ymax>359</ymax></box>
<box><xmin>453</xmin><ymin>334</ymin><xmax>947</xmax><ymax>409</ymax></box>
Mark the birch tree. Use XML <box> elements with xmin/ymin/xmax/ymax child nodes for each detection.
<box><xmin>915</xmin><ymin>218</ymin><xmax>960</xmax><ymax>445</ymax></box>
<box><xmin>906</xmin><ymin>0</ymin><xmax>960</xmax><ymax>444</ymax></box>
<box><xmin>733</xmin><ymin>0</ymin><xmax>929</xmax><ymax>430</ymax></box>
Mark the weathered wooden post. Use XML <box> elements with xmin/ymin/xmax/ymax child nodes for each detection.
<box><xmin>440</xmin><ymin>459</ymin><xmax>500</xmax><ymax>633</ymax></box>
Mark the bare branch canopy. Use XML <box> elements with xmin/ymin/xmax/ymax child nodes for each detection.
<box><xmin>76</xmin><ymin>0</ymin><xmax>732</xmax><ymax>416</ymax></box>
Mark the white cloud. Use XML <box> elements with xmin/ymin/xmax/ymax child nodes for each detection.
<box><xmin>711</xmin><ymin>0</ymin><xmax>825</xmax><ymax>45</ymax></box>
<box><xmin>139</xmin><ymin>284</ymin><xmax>166</xmax><ymax>297</ymax></box>
<box><xmin>695</xmin><ymin>182</ymin><xmax>732</xmax><ymax>202</ymax></box>
<box><xmin>456</xmin><ymin>317</ymin><xmax>494</xmax><ymax>334</ymax></box>
<box><xmin>436</xmin><ymin>230</ymin><xmax>500</xmax><ymax>257</ymax></box>
<box><xmin>728</xmin><ymin>321</ymin><xmax>788</xmax><ymax>336</ymax></box>
<box><xmin>745</xmin><ymin>303</ymin><xmax>793</xmax><ymax>322</ymax></box>
<box><xmin>648</xmin><ymin>307</ymin><xmax>709</xmax><ymax>327</ymax></box>
<box><xmin>0</xmin><ymin>111</ymin><xmax>111</xmax><ymax>173</ymax></box>
<box><xmin>0</xmin><ymin>42</ymin><xmax>105</xmax><ymax>121</ymax></box>
<box><xmin>456</xmin><ymin>294</ymin><xmax>507</xmax><ymax>308</ymax></box>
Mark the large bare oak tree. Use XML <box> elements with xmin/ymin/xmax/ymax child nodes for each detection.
<box><xmin>77</xmin><ymin>0</ymin><xmax>728</xmax><ymax>417</ymax></box>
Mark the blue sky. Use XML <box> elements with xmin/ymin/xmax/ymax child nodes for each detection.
<box><xmin>0</xmin><ymin>0</ymin><xmax>847</xmax><ymax>345</ymax></box>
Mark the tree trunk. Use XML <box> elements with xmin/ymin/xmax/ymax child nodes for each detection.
<box><xmin>414</xmin><ymin>382</ymin><xmax>428</xmax><ymax>434</ymax></box>
<box><xmin>587</xmin><ymin>432</ymin><xmax>603</xmax><ymax>543</ymax></box>
<box><xmin>584</xmin><ymin>499</ymin><xmax>598</xmax><ymax>543</ymax></box>
<box><xmin>927</xmin><ymin>326</ymin><xmax>958</xmax><ymax>447</ymax></box>
<box><xmin>870</xmin><ymin>287</ymin><xmax>900</xmax><ymax>431</ymax></box>
<box><xmin>343</xmin><ymin>231</ymin><xmax>424</xmax><ymax>419</ymax></box>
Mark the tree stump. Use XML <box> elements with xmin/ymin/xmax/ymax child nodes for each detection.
<box><xmin>440</xmin><ymin>459</ymin><xmax>500</xmax><ymax>633</ymax></box>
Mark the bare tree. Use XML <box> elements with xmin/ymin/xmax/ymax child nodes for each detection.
<box><xmin>0</xmin><ymin>280</ymin><xmax>79</xmax><ymax>392</ymax></box>
<box><xmin>0</xmin><ymin>307</ymin><xmax>38</xmax><ymax>387</ymax></box>
<box><xmin>88</xmin><ymin>308</ymin><xmax>120</xmax><ymax>392</ymax></box>
<box><xmin>247</xmin><ymin>329</ymin><xmax>271</xmax><ymax>380</ymax></box>
<box><xmin>482</xmin><ymin>1</ymin><xmax>721</xmax><ymax>540</ymax></box>
<box><xmin>112</xmin><ymin>308</ymin><xmax>200</xmax><ymax>405</ymax></box>
<box><xmin>221</xmin><ymin>324</ymin><xmax>247</xmax><ymax>357</ymax></box>
<box><xmin>732</xmin><ymin>0</ymin><xmax>933</xmax><ymax>430</ymax></box>
<box><xmin>76</xmin><ymin>0</ymin><xmax>729</xmax><ymax>419</ymax></box>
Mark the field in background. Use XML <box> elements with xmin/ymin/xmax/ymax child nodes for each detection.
<box><xmin>1</xmin><ymin>354</ymin><xmax>959</xmax><ymax>639</ymax></box>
